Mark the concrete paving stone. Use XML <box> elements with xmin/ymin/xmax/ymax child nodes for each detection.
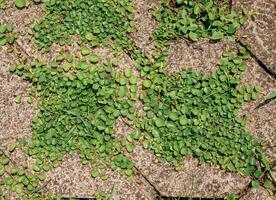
<box><xmin>167</xmin><ymin>38</ymin><xmax>236</xmax><ymax>74</ymax></box>
<box><xmin>165</xmin><ymin>37</ymin><xmax>275</xmax><ymax>116</ymax></box>
<box><xmin>127</xmin><ymin>145</ymin><xmax>251</xmax><ymax>198</ymax></box>
<box><xmin>0</xmin><ymin>2</ymin><xmax>46</xmax><ymax>57</ymax></box>
<box><xmin>0</xmin><ymin>1</ymin><xmax>275</xmax><ymax>199</ymax></box>
<box><xmin>130</xmin><ymin>0</ymin><xmax>158</xmax><ymax>56</ymax></box>
<box><xmin>0</xmin><ymin>46</ymin><xmax>36</xmax><ymax>142</ymax></box>
<box><xmin>246</xmin><ymin>101</ymin><xmax>276</xmax><ymax>161</ymax></box>
<box><xmin>238</xmin><ymin>58</ymin><xmax>276</xmax><ymax>116</ymax></box>
<box><xmin>43</xmin><ymin>154</ymin><xmax>157</xmax><ymax>200</ymax></box>
<box><xmin>233</xmin><ymin>0</ymin><xmax>276</xmax><ymax>75</ymax></box>
<box><xmin>240</xmin><ymin>187</ymin><xmax>274</xmax><ymax>200</ymax></box>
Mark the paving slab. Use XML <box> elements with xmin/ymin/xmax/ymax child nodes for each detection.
<box><xmin>246</xmin><ymin>101</ymin><xmax>276</xmax><ymax>161</ymax></box>
<box><xmin>127</xmin><ymin>145</ymin><xmax>250</xmax><ymax>198</ymax></box>
<box><xmin>233</xmin><ymin>0</ymin><xmax>276</xmax><ymax>75</ymax></box>
<box><xmin>240</xmin><ymin>187</ymin><xmax>274</xmax><ymax>200</ymax></box>
<box><xmin>167</xmin><ymin>38</ymin><xmax>236</xmax><ymax>73</ymax></box>
<box><xmin>166</xmin><ymin>37</ymin><xmax>275</xmax><ymax>115</ymax></box>
<box><xmin>116</xmin><ymin>116</ymin><xmax>252</xmax><ymax>198</ymax></box>
<box><xmin>0</xmin><ymin>1</ymin><xmax>275</xmax><ymax>199</ymax></box>
<box><xmin>238</xmin><ymin>58</ymin><xmax>276</xmax><ymax>160</ymax></box>
<box><xmin>130</xmin><ymin>0</ymin><xmax>158</xmax><ymax>56</ymax></box>
<box><xmin>0</xmin><ymin>46</ymin><xmax>36</xmax><ymax>141</ymax></box>
<box><xmin>238</xmin><ymin>58</ymin><xmax>276</xmax><ymax>116</ymax></box>
<box><xmin>43</xmin><ymin>154</ymin><xmax>157</xmax><ymax>200</ymax></box>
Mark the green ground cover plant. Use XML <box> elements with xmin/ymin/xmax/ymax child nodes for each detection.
<box><xmin>10</xmin><ymin>52</ymin><xmax>137</xmax><ymax>179</ymax></box>
<box><xmin>31</xmin><ymin>0</ymin><xmax>134</xmax><ymax>51</ymax></box>
<box><xmin>2</xmin><ymin>0</ymin><xmax>274</xmax><ymax>199</ymax></box>
<box><xmin>0</xmin><ymin>144</ymin><xmax>52</xmax><ymax>199</ymax></box>
<box><xmin>0</xmin><ymin>23</ymin><xmax>16</xmax><ymax>46</ymax></box>
<box><xmin>0</xmin><ymin>0</ymin><xmax>7</xmax><ymax>9</ymax></box>
<box><xmin>152</xmin><ymin>0</ymin><xmax>248</xmax><ymax>42</ymax></box>
<box><xmin>138</xmin><ymin>48</ymin><xmax>268</xmax><ymax>174</ymax></box>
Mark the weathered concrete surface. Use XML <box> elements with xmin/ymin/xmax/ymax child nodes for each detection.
<box><xmin>0</xmin><ymin>1</ymin><xmax>46</xmax><ymax>59</ymax></box>
<box><xmin>116</xmin><ymin>111</ymin><xmax>251</xmax><ymax>198</ymax></box>
<box><xmin>238</xmin><ymin>58</ymin><xmax>276</xmax><ymax>116</ymax></box>
<box><xmin>43</xmin><ymin>154</ymin><xmax>157</xmax><ymax>200</ymax></box>
<box><xmin>127</xmin><ymin>145</ymin><xmax>250</xmax><ymax>198</ymax></box>
<box><xmin>233</xmin><ymin>0</ymin><xmax>276</xmax><ymax>75</ymax></box>
<box><xmin>167</xmin><ymin>39</ymin><xmax>235</xmax><ymax>74</ymax></box>
<box><xmin>237</xmin><ymin>57</ymin><xmax>276</xmax><ymax>161</ymax></box>
<box><xmin>0</xmin><ymin>0</ymin><xmax>275</xmax><ymax>199</ymax></box>
<box><xmin>240</xmin><ymin>187</ymin><xmax>274</xmax><ymax>200</ymax></box>
<box><xmin>130</xmin><ymin>0</ymin><xmax>157</xmax><ymax>56</ymax></box>
<box><xmin>0</xmin><ymin>46</ymin><xmax>36</xmax><ymax>141</ymax></box>
<box><xmin>246</xmin><ymin>101</ymin><xmax>276</xmax><ymax>161</ymax></box>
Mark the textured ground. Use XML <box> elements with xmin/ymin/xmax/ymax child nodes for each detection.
<box><xmin>0</xmin><ymin>0</ymin><xmax>275</xmax><ymax>199</ymax></box>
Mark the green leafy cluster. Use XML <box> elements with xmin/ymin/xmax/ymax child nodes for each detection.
<box><xmin>152</xmin><ymin>0</ymin><xmax>248</xmax><ymax>41</ymax></box>
<box><xmin>10</xmin><ymin>50</ymin><xmax>137</xmax><ymax>178</ymax></box>
<box><xmin>0</xmin><ymin>23</ymin><xmax>17</xmax><ymax>46</ymax></box>
<box><xmin>0</xmin><ymin>0</ymin><xmax>7</xmax><ymax>9</ymax></box>
<box><xmin>31</xmin><ymin>0</ymin><xmax>134</xmax><ymax>50</ymax></box>
<box><xmin>15</xmin><ymin>0</ymin><xmax>27</xmax><ymax>8</ymax></box>
<box><xmin>6</xmin><ymin>0</ymin><xmax>274</xmax><ymax>194</ymax></box>
<box><xmin>0</xmin><ymin>145</ymin><xmax>50</xmax><ymax>199</ymax></box>
<box><xmin>137</xmin><ymin>48</ymin><xmax>272</xmax><ymax>179</ymax></box>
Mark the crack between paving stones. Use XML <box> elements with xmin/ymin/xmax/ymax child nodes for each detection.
<box><xmin>235</xmin><ymin>181</ymin><xmax>252</xmax><ymax>200</ymax></box>
<box><xmin>2</xmin><ymin>10</ymin><xmax>34</xmax><ymax>61</ymax></box>
<box><xmin>133</xmin><ymin>166</ymin><xmax>163</xmax><ymax>198</ymax></box>
<box><xmin>229</xmin><ymin>0</ymin><xmax>233</xmax><ymax>11</ymax></box>
<box><xmin>238</xmin><ymin>40</ymin><xmax>276</xmax><ymax>80</ymax></box>
<box><xmin>254</xmin><ymin>97</ymin><xmax>276</xmax><ymax>110</ymax></box>
<box><xmin>13</xmin><ymin>41</ymin><xmax>34</xmax><ymax>60</ymax></box>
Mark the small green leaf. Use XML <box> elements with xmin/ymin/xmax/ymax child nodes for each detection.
<box><xmin>91</xmin><ymin>169</ymin><xmax>99</xmax><ymax>178</ymax></box>
<box><xmin>15</xmin><ymin>0</ymin><xmax>26</xmax><ymax>9</ymax></box>
<box><xmin>266</xmin><ymin>91</ymin><xmax>276</xmax><ymax>101</ymax></box>
<box><xmin>125</xmin><ymin>169</ymin><xmax>132</xmax><ymax>176</ymax></box>
<box><xmin>253</xmin><ymin>170</ymin><xmax>263</xmax><ymax>179</ymax></box>
<box><xmin>211</xmin><ymin>31</ymin><xmax>224</xmax><ymax>40</ymax></box>
<box><xmin>9</xmin><ymin>65</ymin><xmax>16</xmax><ymax>73</ymax></box>
<box><xmin>81</xmin><ymin>47</ymin><xmax>90</xmax><ymax>56</ymax></box>
<box><xmin>63</xmin><ymin>63</ymin><xmax>72</xmax><ymax>72</ymax></box>
<box><xmin>90</xmin><ymin>54</ymin><xmax>99</xmax><ymax>63</ymax></box>
<box><xmin>194</xmin><ymin>4</ymin><xmax>201</xmax><ymax>15</ymax></box>
<box><xmin>124</xmin><ymin>68</ymin><xmax>132</xmax><ymax>78</ymax></box>
<box><xmin>263</xmin><ymin>180</ymin><xmax>271</xmax><ymax>189</ymax></box>
<box><xmin>8</xmin><ymin>144</ymin><xmax>16</xmax><ymax>152</ymax></box>
<box><xmin>15</xmin><ymin>95</ymin><xmax>22</xmax><ymax>104</ymax></box>
<box><xmin>37</xmin><ymin>173</ymin><xmax>46</xmax><ymax>181</ymax></box>
<box><xmin>2</xmin><ymin>157</ymin><xmax>10</xmax><ymax>165</ymax></box>
<box><xmin>43</xmin><ymin>164</ymin><xmax>50</xmax><ymax>172</ymax></box>
<box><xmin>0</xmin><ymin>165</ymin><xmax>5</xmax><ymax>176</ymax></box>
<box><xmin>85</xmin><ymin>32</ymin><xmax>94</xmax><ymax>41</ymax></box>
<box><xmin>251</xmin><ymin>180</ymin><xmax>259</xmax><ymax>188</ymax></box>
<box><xmin>126</xmin><ymin>144</ymin><xmax>134</xmax><ymax>153</ymax></box>
<box><xmin>143</xmin><ymin>80</ymin><xmax>152</xmax><ymax>88</ymax></box>
<box><xmin>33</xmin><ymin>165</ymin><xmax>40</xmax><ymax>172</ymax></box>
<box><xmin>188</xmin><ymin>32</ymin><xmax>198</xmax><ymax>41</ymax></box>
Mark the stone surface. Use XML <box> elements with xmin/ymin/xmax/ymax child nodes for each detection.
<box><xmin>0</xmin><ymin>46</ymin><xmax>36</xmax><ymax>141</ymax></box>
<box><xmin>43</xmin><ymin>154</ymin><xmax>157</xmax><ymax>200</ymax></box>
<box><xmin>0</xmin><ymin>0</ymin><xmax>275</xmax><ymax>199</ymax></box>
<box><xmin>127</xmin><ymin>145</ymin><xmax>251</xmax><ymax>198</ymax></box>
<box><xmin>130</xmin><ymin>0</ymin><xmax>157</xmax><ymax>56</ymax></box>
<box><xmin>246</xmin><ymin>101</ymin><xmax>276</xmax><ymax>161</ymax></box>
<box><xmin>233</xmin><ymin>0</ymin><xmax>276</xmax><ymax>75</ymax></box>
<box><xmin>238</xmin><ymin>58</ymin><xmax>276</xmax><ymax>160</ymax></box>
<box><xmin>238</xmin><ymin>58</ymin><xmax>276</xmax><ymax>116</ymax></box>
<box><xmin>167</xmin><ymin>38</ymin><xmax>236</xmax><ymax>74</ymax></box>
<box><xmin>240</xmin><ymin>187</ymin><xmax>274</xmax><ymax>200</ymax></box>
